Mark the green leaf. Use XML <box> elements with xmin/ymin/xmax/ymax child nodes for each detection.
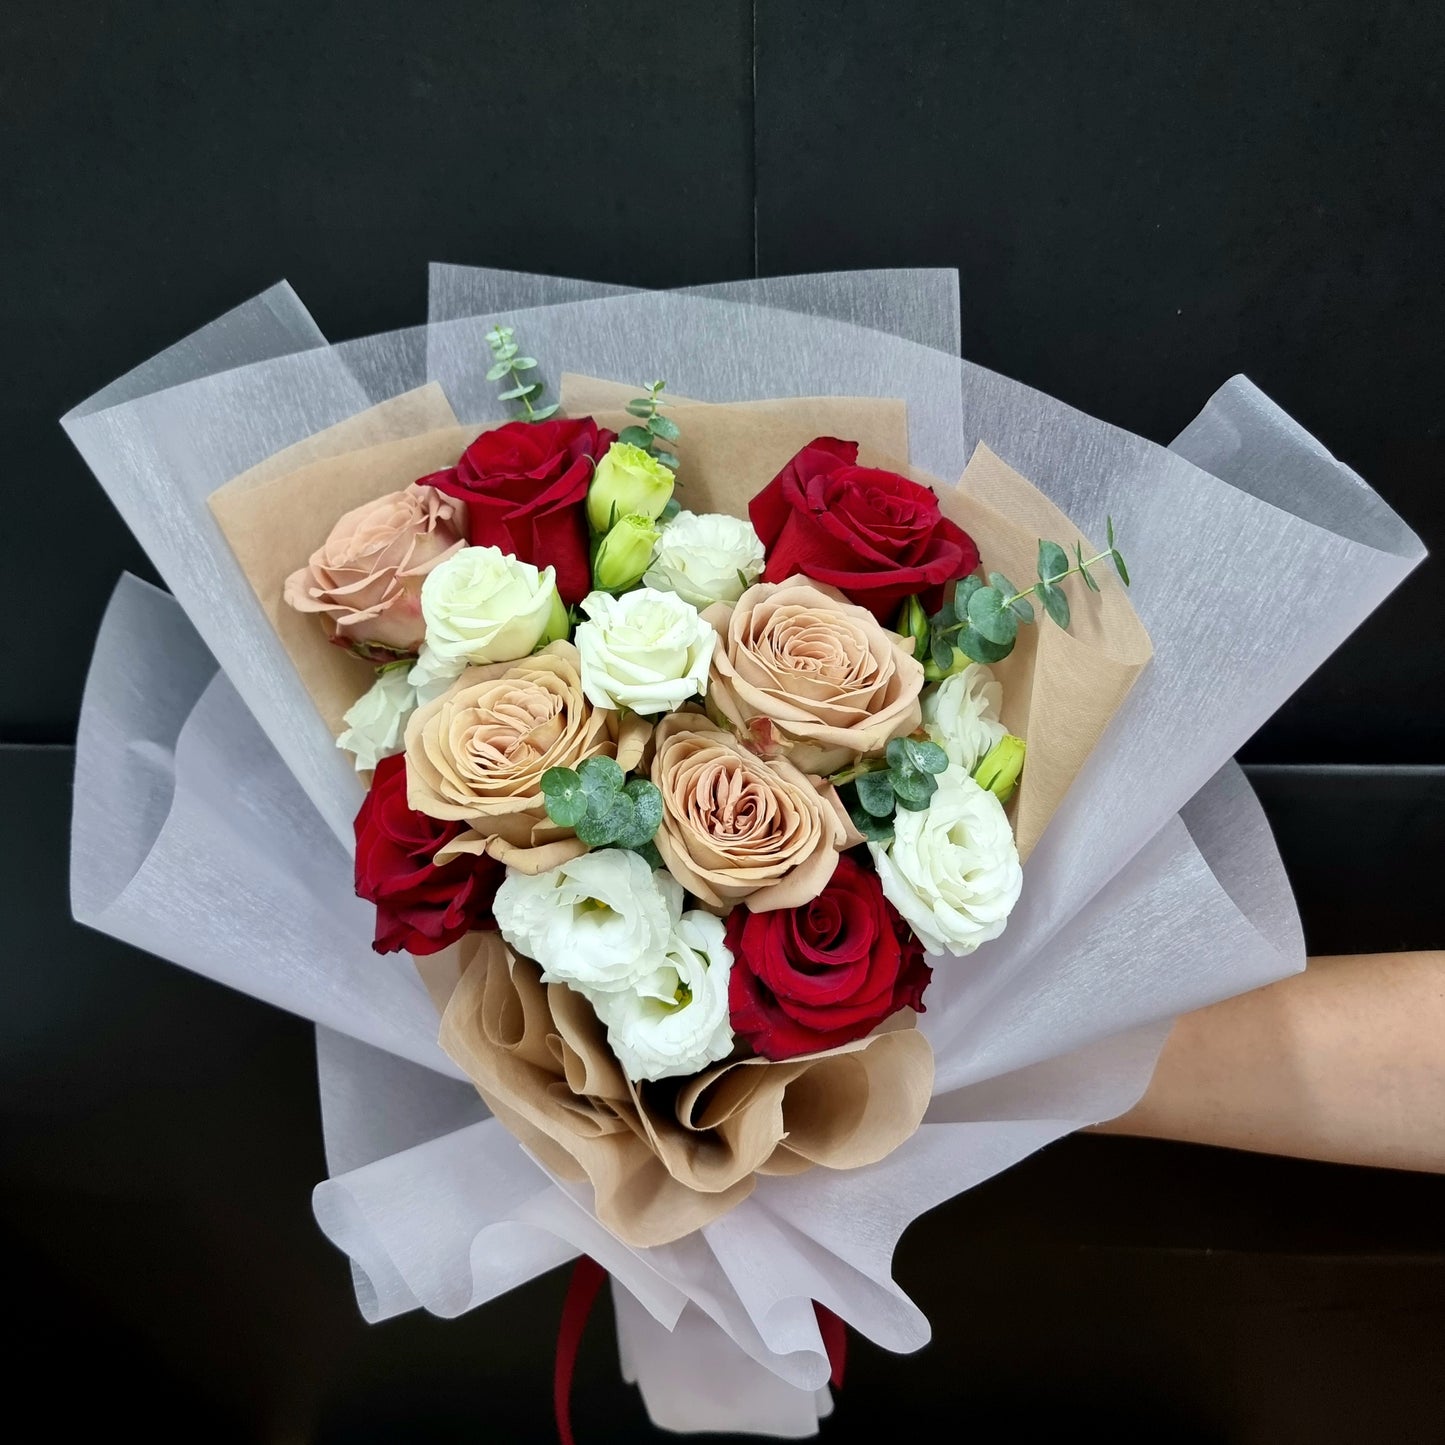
<box><xmin>1081</xmin><ymin>564</ymin><xmax>1101</xmax><ymax>593</ymax></box>
<box><xmin>497</xmin><ymin>383</ymin><xmax>539</xmax><ymax>401</ymax></box>
<box><xmin>1010</xmin><ymin>594</ymin><xmax>1036</xmax><ymax>622</ymax></box>
<box><xmin>1107</xmin><ymin>514</ymin><xmax>1116</xmax><ymax>548</ymax></box>
<box><xmin>633</xmin><ymin>840</ymin><xmax>664</xmax><ymax>870</ymax></box>
<box><xmin>1111</xmin><ymin>549</ymin><xmax>1131</xmax><ymax>586</ymax></box>
<box><xmin>659</xmin><ymin>497</ymin><xmax>682</xmax><ymax>524</ymax></box>
<box><xmin>655</xmin><ymin>449</ymin><xmax>681</xmax><ymax>471</ymax></box>
<box><xmin>954</xmin><ymin>572</ymin><xmax>986</xmax><ymax>605</ymax></box>
<box><xmin>615</xmin><ymin>779</ymin><xmax>664</xmax><ymax>848</ymax></box>
<box><xmin>574</xmin><ymin>799</ymin><xmax>620</xmax><ymax>847</ymax></box>
<box><xmin>891</xmin><ymin>768</ymin><xmax>936</xmax><ymax>809</ymax></box>
<box><xmin>619</xmin><ymin>425</ymin><xmax>651</xmax><ymax>448</ymax></box>
<box><xmin>933</xmin><ymin>597</ymin><xmax>956</xmax><ymax>628</ymax></box>
<box><xmin>626</xmin><ymin>399</ymin><xmax>655</xmax><ymax>417</ymax></box>
<box><xmin>498</xmin><ymin>343</ymin><xmax>519</xmax><ymax>361</ymax></box>
<box><xmin>647</xmin><ymin>414</ymin><xmax>681</xmax><ymax>442</ymax></box>
<box><xmin>884</xmin><ymin>737</ymin><xmax>911</xmax><ymax>773</ymax></box>
<box><xmin>845</xmin><ymin>796</ymin><xmax>895</xmax><ymax>843</ymax></box>
<box><xmin>578</xmin><ymin>755</ymin><xmax>624</xmax><ymax>795</ymax></box>
<box><xmin>987</xmin><ymin>570</ymin><xmax>1016</xmax><ymax>597</ymax></box>
<box><xmin>736</xmin><ymin>567</ymin><xmax>751</xmax><ymax>591</ymax></box>
<box><xmin>485</xmin><ymin>360</ymin><xmax>512</xmax><ymax>381</ymax></box>
<box><xmin>956</xmin><ymin>624</ymin><xmax>1014</xmax><ymax>664</ymax></box>
<box><xmin>541</xmin><ymin>766</ymin><xmax>580</xmax><ymax>797</ymax></box>
<box><xmin>512</xmin><ymin>357</ymin><xmax>539</xmax><ymax>370</ymax></box>
<box><xmin>1037</xmin><ymin>540</ymin><xmax>1069</xmax><ymax>583</ymax></box>
<box><xmin>966</xmin><ymin>586</ymin><xmax>1019</xmax><ymax>646</ymax></box>
<box><xmin>540</xmin><ymin>767</ymin><xmax>587</xmax><ymax>828</ymax></box>
<box><xmin>856</xmin><ymin>769</ymin><xmax>896</xmax><ymax>818</ymax></box>
<box><xmin>930</xmin><ymin>631</ymin><xmax>955</xmax><ymax>671</ymax></box>
<box><xmin>1038</xmin><ymin>581</ymin><xmax>1071</xmax><ymax>629</ymax></box>
<box><xmin>529</xmin><ymin>403</ymin><xmax>560</xmax><ymax>421</ymax></box>
<box><xmin>903</xmin><ymin>738</ymin><xmax>948</xmax><ymax>775</ymax></box>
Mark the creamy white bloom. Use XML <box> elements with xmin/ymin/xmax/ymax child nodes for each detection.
<box><xmin>408</xmin><ymin>545</ymin><xmax>563</xmax><ymax>699</ymax></box>
<box><xmin>592</xmin><ymin>910</ymin><xmax>735</xmax><ymax>1082</ymax></box>
<box><xmin>642</xmin><ymin>509</ymin><xmax>766</xmax><ymax>610</ymax></box>
<box><xmin>868</xmin><ymin>764</ymin><xmax>1022</xmax><ymax>956</ymax></box>
<box><xmin>574</xmin><ymin>587</ymin><xmax>716</xmax><ymax>715</ymax></box>
<box><xmin>337</xmin><ymin>665</ymin><xmax>417</xmax><ymax>772</ymax></box>
<box><xmin>921</xmin><ymin>663</ymin><xmax>1006</xmax><ymax>773</ymax></box>
<box><xmin>493</xmin><ymin>850</ymin><xmax>681</xmax><ymax>993</ymax></box>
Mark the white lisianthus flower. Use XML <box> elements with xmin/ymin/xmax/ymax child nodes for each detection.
<box><xmin>408</xmin><ymin>545</ymin><xmax>565</xmax><ymax>699</ymax></box>
<box><xmin>868</xmin><ymin>764</ymin><xmax>1022</xmax><ymax>956</ymax></box>
<box><xmin>593</xmin><ymin>910</ymin><xmax>735</xmax><ymax>1082</ymax></box>
<box><xmin>921</xmin><ymin>663</ymin><xmax>1006</xmax><ymax>773</ymax></box>
<box><xmin>574</xmin><ymin>587</ymin><xmax>715</xmax><ymax>715</ymax></box>
<box><xmin>336</xmin><ymin>665</ymin><xmax>417</xmax><ymax>772</ymax></box>
<box><xmin>493</xmin><ymin>850</ymin><xmax>680</xmax><ymax>994</ymax></box>
<box><xmin>642</xmin><ymin>510</ymin><xmax>766</xmax><ymax>609</ymax></box>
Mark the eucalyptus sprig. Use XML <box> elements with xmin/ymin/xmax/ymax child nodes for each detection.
<box><xmin>540</xmin><ymin>755</ymin><xmax>664</xmax><ymax>862</ymax></box>
<box><xmin>832</xmin><ymin>736</ymin><xmax>950</xmax><ymax>844</ymax></box>
<box><xmin>919</xmin><ymin>520</ymin><xmax>1130</xmax><ymax>669</ymax></box>
<box><xmin>619</xmin><ymin>380</ymin><xmax>681</xmax><ymax>473</ymax></box>
<box><xmin>485</xmin><ymin>324</ymin><xmax>558</xmax><ymax>422</ymax></box>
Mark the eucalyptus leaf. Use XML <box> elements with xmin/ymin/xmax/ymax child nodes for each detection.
<box><xmin>578</xmin><ymin>755</ymin><xmax>624</xmax><ymax>795</ymax></box>
<box><xmin>530</xmin><ymin>403</ymin><xmax>560</xmax><ymax>421</ymax></box>
<box><xmin>574</xmin><ymin>805</ymin><xmax>619</xmax><ymax>848</ymax></box>
<box><xmin>987</xmin><ymin>570</ymin><xmax>1016</xmax><ymax>598</ymax></box>
<box><xmin>619</xmin><ymin>425</ymin><xmax>652</xmax><ymax>448</ymax></box>
<box><xmin>930</xmin><ymin>631</ymin><xmax>955</xmax><ymax>671</ymax></box>
<box><xmin>966</xmin><ymin>586</ymin><xmax>1019</xmax><ymax>646</ymax></box>
<box><xmin>1038</xmin><ymin>581</ymin><xmax>1071</xmax><ymax>629</ymax></box>
<box><xmin>498</xmin><ymin>343</ymin><xmax>518</xmax><ymax>361</ymax></box>
<box><xmin>956</xmin><ymin>624</ymin><xmax>1014</xmax><ymax>664</ymax></box>
<box><xmin>1112</xmin><ymin>549</ymin><xmax>1131</xmax><ymax>586</ymax></box>
<box><xmin>954</xmin><ymin>572</ymin><xmax>985</xmax><ymax>604</ymax></box>
<box><xmin>884</xmin><ymin>737</ymin><xmax>910</xmax><ymax>772</ymax></box>
<box><xmin>934</xmin><ymin>597</ymin><xmax>956</xmax><ymax>628</ymax></box>
<box><xmin>903</xmin><ymin>738</ymin><xmax>948</xmax><ymax>774</ymax></box>
<box><xmin>497</xmin><ymin>383</ymin><xmax>538</xmax><ymax>402</ymax></box>
<box><xmin>856</xmin><ymin>769</ymin><xmax>897</xmax><ymax>818</ymax></box>
<box><xmin>656</xmin><ymin>450</ymin><xmax>681</xmax><ymax>471</ymax></box>
<box><xmin>1081</xmin><ymin>565</ymin><xmax>1101</xmax><ymax>593</ymax></box>
<box><xmin>633</xmin><ymin>840</ymin><xmax>664</xmax><ymax>870</ymax></box>
<box><xmin>1037</xmin><ymin>540</ymin><xmax>1069</xmax><ymax>582</ymax></box>
<box><xmin>626</xmin><ymin>399</ymin><xmax>654</xmax><ymax>417</ymax></box>
<box><xmin>891</xmin><ymin>769</ymin><xmax>935</xmax><ymax>808</ymax></box>
<box><xmin>647</xmin><ymin>414</ymin><xmax>681</xmax><ymax>442</ymax></box>
<box><xmin>845</xmin><ymin>798</ymin><xmax>894</xmax><ymax>844</ymax></box>
<box><xmin>541</xmin><ymin>766</ymin><xmax>580</xmax><ymax>797</ymax></box>
<box><xmin>1010</xmin><ymin>594</ymin><xmax>1036</xmax><ymax>621</ymax></box>
<box><xmin>485</xmin><ymin>359</ymin><xmax>511</xmax><ymax>382</ymax></box>
<box><xmin>659</xmin><ymin>498</ymin><xmax>682</xmax><ymax>524</ymax></box>
<box><xmin>1107</xmin><ymin>514</ymin><xmax>1116</xmax><ymax>548</ymax></box>
<box><xmin>617</xmin><ymin>778</ymin><xmax>663</xmax><ymax>846</ymax></box>
<box><xmin>512</xmin><ymin>357</ymin><xmax>539</xmax><ymax>370</ymax></box>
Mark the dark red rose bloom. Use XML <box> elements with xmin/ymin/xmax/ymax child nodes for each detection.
<box><xmin>727</xmin><ymin>853</ymin><xmax>932</xmax><ymax>1061</ymax></box>
<box><xmin>750</xmin><ymin>436</ymin><xmax>980</xmax><ymax>622</ymax></box>
<box><xmin>354</xmin><ymin>754</ymin><xmax>502</xmax><ymax>956</ymax></box>
<box><xmin>420</xmin><ymin>416</ymin><xmax>616</xmax><ymax>605</ymax></box>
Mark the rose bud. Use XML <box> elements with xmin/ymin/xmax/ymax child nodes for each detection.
<box><xmin>897</xmin><ymin>594</ymin><xmax>930</xmax><ymax>660</ymax></box>
<box><xmin>586</xmin><ymin>442</ymin><xmax>675</xmax><ymax>533</ymax></box>
<box><xmin>592</xmin><ymin>514</ymin><xmax>661</xmax><ymax>593</ymax></box>
<box><xmin>973</xmin><ymin>733</ymin><xmax>1026</xmax><ymax>804</ymax></box>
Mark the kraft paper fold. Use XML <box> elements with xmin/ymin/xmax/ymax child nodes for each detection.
<box><xmin>437</xmin><ymin>932</ymin><xmax>934</xmax><ymax>1247</ymax></box>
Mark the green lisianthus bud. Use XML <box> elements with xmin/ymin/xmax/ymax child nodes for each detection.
<box><xmin>586</xmin><ymin>441</ymin><xmax>675</xmax><ymax>533</ymax></box>
<box><xmin>923</xmin><ymin>642</ymin><xmax>973</xmax><ymax>684</ymax></box>
<box><xmin>540</xmin><ymin>587</ymin><xmax>571</xmax><ymax>647</ymax></box>
<box><xmin>897</xmin><ymin>595</ymin><xmax>929</xmax><ymax>659</ymax></box>
<box><xmin>593</xmin><ymin>514</ymin><xmax>661</xmax><ymax>593</ymax></box>
<box><xmin>973</xmin><ymin>734</ymin><xmax>1026</xmax><ymax>804</ymax></box>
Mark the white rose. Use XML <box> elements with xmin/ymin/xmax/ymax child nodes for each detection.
<box><xmin>592</xmin><ymin>910</ymin><xmax>735</xmax><ymax>1082</ymax></box>
<box><xmin>868</xmin><ymin>764</ymin><xmax>1022</xmax><ymax>956</ymax></box>
<box><xmin>408</xmin><ymin>545</ymin><xmax>563</xmax><ymax>699</ymax></box>
<box><xmin>642</xmin><ymin>510</ymin><xmax>766</xmax><ymax>610</ymax></box>
<box><xmin>921</xmin><ymin>664</ymin><xmax>1006</xmax><ymax>773</ymax></box>
<box><xmin>574</xmin><ymin>587</ymin><xmax>715</xmax><ymax>715</ymax></box>
<box><xmin>336</xmin><ymin>665</ymin><xmax>416</xmax><ymax>772</ymax></box>
<box><xmin>493</xmin><ymin>850</ymin><xmax>680</xmax><ymax>993</ymax></box>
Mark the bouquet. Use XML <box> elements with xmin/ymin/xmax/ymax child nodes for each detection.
<box><xmin>65</xmin><ymin>268</ymin><xmax>1422</xmax><ymax>1437</ymax></box>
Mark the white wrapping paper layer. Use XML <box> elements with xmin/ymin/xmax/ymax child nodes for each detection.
<box><xmin>67</xmin><ymin>268</ymin><xmax>1423</xmax><ymax>1437</ymax></box>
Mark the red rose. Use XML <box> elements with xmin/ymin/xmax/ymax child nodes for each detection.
<box><xmin>726</xmin><ymin>853</ymin><xmax>932</xmax><ymax>1061</ymax></box>
<box><xmin>354</xmin><ymin>754</ymin><xmax>502</xmax><ymax>956</ymax></box>
<box><xmin>750</xmin><ymin>437</ymin><xmax>980</xmax><ymax>621</ymax></box>
<box><xmin>421</xmin><ymin>417</ymin><xmax>616</xmax><ymax>605</ymax></box>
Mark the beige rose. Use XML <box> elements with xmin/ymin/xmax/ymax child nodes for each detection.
<box><xmin>405</xmin><ymin>641</ymin><xmax>649</xmax><ymax>874</ymax></box>
<box><xmin>283</xmin><ymin>483</ymin><xmax>466</xmax><ymax>653</ymax></box>
<box><xmin>703</xmin><ymin>575</ymin><xmax>925</xmax><ymax>775</ymax></box>
<box><xmin>650</xmin><ymin>711</ymin><xmax>856</xmax><ymax>913</ymax></box>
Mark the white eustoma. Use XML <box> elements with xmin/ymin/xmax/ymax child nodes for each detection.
<box><xmin>593</xmin><ymin>910</ymin><xmax>735</xmax><ymax>1083</ymax></box>
<box><xmin>642</xmin><ymin>509</ymin><xmax>766</xmax><ymax>610</ymax></box>
<box><xmin>868</xmin><ymin>764</ymin><xmax>1022</xmax><ymax>956</ymax></box>
<box><xmin>493</xmin><ymin>850</ymin><xmax>680</xmax><ymax>994</ymax></box>
<box><xmin>574</xmin><ymin>586</ymin><xmax>715</xmax><ymax>715</ymax></box>
<box><xmin>408</xmin><ymin>545</ymin><xmax>562</xmax><ymax>699</ymax></box>
<box><xmin>921</xmin><ymin>663</ymin><xmax>1006</xmax><ymax>773</ymax></box>
<box><xmin>336</xmin><ymin>665</ymin><xmax>417</xmax><ymax>772</ymax></box>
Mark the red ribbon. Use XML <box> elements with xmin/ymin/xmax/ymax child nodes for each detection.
<box><xmin>554</xmin><ymin>1257</ymin><xmax>849</xmax><ymax>1443</ymax></box>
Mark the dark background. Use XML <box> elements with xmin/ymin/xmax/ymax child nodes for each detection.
<box><xmin>2</xmin><ymin>2</ymin><xmax>1442</xmax><ymax>1441</ymax></box>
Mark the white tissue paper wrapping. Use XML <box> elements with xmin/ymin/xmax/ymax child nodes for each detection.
<box><xmin>66</xmin><ymin>268</ymin><xmax>1423</xmax><ymax>1437</ymax></box>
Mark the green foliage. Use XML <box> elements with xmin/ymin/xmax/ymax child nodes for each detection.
<box><xmin>485</xmin><ymin>325</ymin><xmax>557</xmax><ymax>422</ymax></box>
<box><xmin>540</xmin><ymin>758</ymin><xmax>665</xmax><ymax>855</ymax></box>
<box><xmin>624</xmin><ymin>380</ymin><xmax>680</xmax><ymax>471</ymax></box>
<box><xmin>904</xmin><ymin>517</ymin><xmax>1132</xmax><ymax>669</ymax></box>
<box><xmin>835</xmin><ymin>736</ymin><xmax>949</xmax><ymax>839</ymax></box>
